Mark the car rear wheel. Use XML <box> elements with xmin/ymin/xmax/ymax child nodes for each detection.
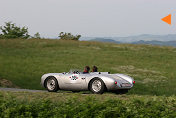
<box><xmin>90</xmin><ymin>78</ymin><xmax>105</xmax><ymax>94</ymax></box>
<box><xmin>45</xmin><ymin>77</ymin><xmax>59</xmax><ymax>92</ymax></box>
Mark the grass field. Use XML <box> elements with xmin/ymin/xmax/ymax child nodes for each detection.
<box><xmin>0</xmin><ymin>39</ymin><xmax>176</xmax><ymax>96</ymax></box>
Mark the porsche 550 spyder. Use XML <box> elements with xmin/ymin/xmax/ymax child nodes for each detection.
<box><xmin>41</xmin><ymin>69</ymin><xmax>135</xmax><ymax>94</ymax></box>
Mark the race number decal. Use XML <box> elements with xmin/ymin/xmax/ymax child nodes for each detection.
<box><xmin>70</xmin><ymin>75</ymin><xmax>78</xmax><ymax>80</ymax></box>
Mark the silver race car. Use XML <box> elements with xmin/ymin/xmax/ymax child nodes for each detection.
<box><xmin>41</xmin><ymin>69</ymin><xmax>135</xmax><ymax>94</ymax></box>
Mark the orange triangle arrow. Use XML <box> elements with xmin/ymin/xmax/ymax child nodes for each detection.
<box><xmin>161</xmin><ymin>14</ymin><xmax>171</xmax><ymax>25</ymax></box>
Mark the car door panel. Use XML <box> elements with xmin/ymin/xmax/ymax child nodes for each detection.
<box><xmin>61</xmin><ymin>73</ymin><xmax>87</xmax><ymax>90</ymax></box>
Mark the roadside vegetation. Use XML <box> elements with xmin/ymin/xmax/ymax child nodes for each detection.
<box><xmin>0</xmin><ymin>39</ymin><xmax>176</xmax><ymax>96</ymax></box>
<box><xmin>0</xmin><ymin>91</ymin><xmax>176</xmax><ymax>117</ymax></box>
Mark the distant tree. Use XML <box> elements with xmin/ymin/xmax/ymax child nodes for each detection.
<box><xmin>33</xmin><ymin>32</ymin><xmax>41</xmax><ymax>39</ymax></box>
<box><xmin>0</xmin><ymin>22</ymin><xmax>30</xmax><ymax>39</ymax></box>
<box><xmin>59</xmin><ymin>32</ymin><xmax>81</xmax><ymax>41</ymax></box>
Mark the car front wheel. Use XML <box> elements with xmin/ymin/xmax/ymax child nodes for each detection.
<box><xmin>45</xmin><ymin>77</ymin><xmax>59</xmax><ymax>92</ymax></box>
<box><xmin>90</xmin><ymin>78</ymin><xmax>105</xmax><ymax>94</ymax></box>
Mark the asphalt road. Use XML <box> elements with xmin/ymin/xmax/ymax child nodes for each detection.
<box><xmin>0</xmin><ymin>87</ymin><xmax>46</xmax><ymax>92</ymax></box>
<box><xmin>0</xmin><ymin>87</ymin><xmax>93</xmax><ymax>94</ymax></box>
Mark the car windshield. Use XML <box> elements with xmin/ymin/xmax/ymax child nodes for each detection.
<box><xmin>69</xmin><ymin>69</ymin><xmax>83</xmax><ymax>74</ymax></box>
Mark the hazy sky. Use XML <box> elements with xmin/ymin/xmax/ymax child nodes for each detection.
<box><xmin>0</xmin><ymin>0</ymin><xmax>176</xmax><ymax>38</ymax></box>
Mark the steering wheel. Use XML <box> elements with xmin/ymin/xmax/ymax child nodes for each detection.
<box><xmin>73</xmin><ymin>71</ymin><xmax>80</xmax><ymax>74</ymax></box>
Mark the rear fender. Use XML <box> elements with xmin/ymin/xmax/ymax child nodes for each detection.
<box><xmin>88</xmin><ymin>77</ymin><xmax>114</xmax><ymax>91</ymax></box>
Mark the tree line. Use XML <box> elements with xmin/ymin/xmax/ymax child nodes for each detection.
<box><xmin>0</xmin><ymin>22</ymin><xmax>81</xmax><ymax>40</ymax></box>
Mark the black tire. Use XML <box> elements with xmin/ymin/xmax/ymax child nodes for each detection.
<box><xmin>89</xmin><ymin>78</ymin><xmax>105</xmax><ymax>94</ymax></box>
<box><xmin>45</xmin><ymin>77</ymin><xmax>59</xmax><ymax>92</ymax></box>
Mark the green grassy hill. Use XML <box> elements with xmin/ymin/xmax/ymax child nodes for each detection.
<box><xmin>0</xmin><ymin>39</ymin><xmax>176</xmax><ymax>96</ymax></box>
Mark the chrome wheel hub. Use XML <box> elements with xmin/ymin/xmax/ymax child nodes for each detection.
<box><xmin>92</xmin><ymin>80</ymin><xmax>102</xmax><ymax>92</ymax></box>
<box><xmin>47</xmin><ymin>79</ymin><xmax>56</xmax><ymax>90</ymax></box>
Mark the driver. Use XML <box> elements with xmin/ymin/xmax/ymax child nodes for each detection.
<box><xmin>83</xmin><ymin>66</ymin><xmax>90</xmax><ymax>74</ymax></box>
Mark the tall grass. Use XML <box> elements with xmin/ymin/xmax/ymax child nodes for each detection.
<box><xmin>0</xmin><ymin>39</ymin><xmax>176</xmax><ymax>96</ymax></box>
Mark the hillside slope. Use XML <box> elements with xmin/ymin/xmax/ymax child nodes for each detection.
<box><xmin>0</xmin><ymin>39</ymin><xmax>176</xmax><ymax>96</ymax></box>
